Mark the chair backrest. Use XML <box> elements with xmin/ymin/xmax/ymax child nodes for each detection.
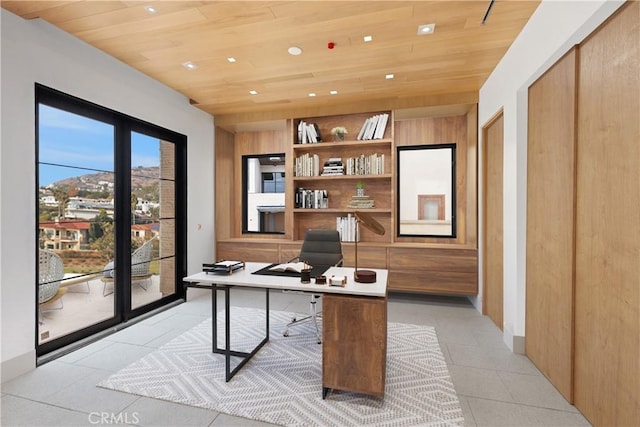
<box><xmin>299</xmin><ymin>229</ymin><xmax>343</xmax><ymax>267</ymax></box>
<box><xmin>131</xmin><ymin>237</ymin><xmax>155</xmax><ymax>277</ymax></box>
<box><xmin>39</xmin><ymin>250</ymin><xmax>64</xmax><ymax>303</ymax></box>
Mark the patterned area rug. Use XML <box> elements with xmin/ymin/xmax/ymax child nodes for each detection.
<box><xmin>98</xmin><ymin>307</ymin><xmax>463</xmax><ymax>426</ymax></box>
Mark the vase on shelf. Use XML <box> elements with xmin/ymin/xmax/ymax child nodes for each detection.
<box><xmin>335</xmin><ymin>133</ymin><xmax>345</xmax><ymax>141</ymax></box>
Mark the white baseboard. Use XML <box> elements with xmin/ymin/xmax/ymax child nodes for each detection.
<box><xmin>1</xmin><ymin>350</ymin><xmax>36</xmax><ymax>383</ymax></box>
<box><xmin>503</xmin><ymin>323</ymin><xmax>525</xmax><ymax>354</ymax></box>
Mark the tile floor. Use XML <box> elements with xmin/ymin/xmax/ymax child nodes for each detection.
<box><xmin>1</xmin><ymin>289</ymin><xmax>591</xmax><ymax>426</ymax></box>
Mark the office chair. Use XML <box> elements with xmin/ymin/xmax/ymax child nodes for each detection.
<box><xmin>283</xmin><ymin>229</ymin><xmax>343</xmax><ymax>344</ymax></box>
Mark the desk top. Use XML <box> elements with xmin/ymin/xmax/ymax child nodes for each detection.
<box><xmin>183</xmin><ymin>262</ymin><xmax>387</xmax><ymax>297</ymax></box>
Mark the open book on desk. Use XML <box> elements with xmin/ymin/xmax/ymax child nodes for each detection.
<box><xmin>269</xmin><ymin>262</ymin><xmax>310</xmax><ymax>273</ymax></box>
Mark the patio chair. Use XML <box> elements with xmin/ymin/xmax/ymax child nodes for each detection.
<box><xmin>38</xmin><ymin>250</ymin><xmax>68</xmax><ymax>323</ymax></box>
<box><xmin>101</xmin><ymin>237</ymin><xmax>156</xmax><ymax>296</ymax></box>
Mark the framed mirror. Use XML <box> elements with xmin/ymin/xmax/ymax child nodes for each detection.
<box><xmin>397</xmin><ymin>144</ymin><xmax>456</xmax><ymax>237</ymax></box>
<box><xmin>242</xmin><ymin>153</ymin><xmax>286</xmax><ymax>234</ymax></box>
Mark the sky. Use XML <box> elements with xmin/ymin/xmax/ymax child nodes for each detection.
<box><xmin>38</xmin><ymin>104</ymin><xmax>160</xmax><ymax>186</ymax></box>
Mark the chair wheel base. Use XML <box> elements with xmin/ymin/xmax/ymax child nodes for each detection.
<box><xmin>283</xmin><ymin>331</ymin><xmax>290</xmax><ymax>337</ymax></box>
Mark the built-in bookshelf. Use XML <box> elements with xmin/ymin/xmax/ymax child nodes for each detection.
<box><xmin>292</xmin><ymin>111</ymin><xmax>393</xmax><ymax>242</ymax></box>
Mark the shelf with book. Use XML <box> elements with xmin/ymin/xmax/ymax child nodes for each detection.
<box><xmin>293</xmin><ymin>174</ymin><xmax>392</xmax><ymax>182</ymax></box>
<box><xmin>295</xmin><ymin>111</ymin><xmax>391</xmax><ymax>145</ymax></box>
<box><xmin>292</xmin><ymin>139</ymin><xmax>392</xmax><ymax>150</ymax></box>
<box><xmin>293</xmin><ymin>208</ymin><xmax>392</xmax><ymax>213</ymax></box>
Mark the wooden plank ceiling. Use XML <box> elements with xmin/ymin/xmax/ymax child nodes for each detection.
<box><xmin>2</xmin><ymin>1</ymin><xmax>539</xmax><ymax>124</ymax></box>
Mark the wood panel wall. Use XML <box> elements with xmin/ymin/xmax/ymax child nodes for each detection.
<box><xmin>526</xmin><ymin>49</ymin><xmax>577</xmax><ymax>402</ymax></box>
<box><xmin>232</xmin><ymin>128</ymin><xmax>290</xmax><ymax>239</ymax></box>
<box><xmin>574</xmin><ymin>2</ymin><xmax>639</xmax><ymax>425</ymax></box>
<box><xmin>214</xmin><ymin>127</ymin><xmax>235</xmax><ymax>241</ymax></box>
<box><xmin>394</xmin><ymin>114</ymin><xmax>472</xmax><ymax>245</ymax></box>
<box><xmin>215</xmin><ymin>108</ymin><xmax>479</xmax><ymax>295</ymax></box>
<box><xmin>482</xmin><ymin>112</ymin><xmax>504</xmax><ymax>330</ymax></box>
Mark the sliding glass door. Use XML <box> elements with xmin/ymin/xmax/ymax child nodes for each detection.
<box><xmin>37</xmin><ymin>104</ymin><xmax>117</xmax><ymax>344</ymax></box>
<box><xmin>36</xmin><ymin>84</ymin><xmax>186</xmax><ymax>356</ymax></box>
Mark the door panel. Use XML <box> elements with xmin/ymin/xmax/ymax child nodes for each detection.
<box><xmin>525</xmin><ymin>49</ymin><xmax>577</xmax><ymax>402</ymax></box>
<box><xmin>574</xmin><ymin>3</ymin><xmax>639</xmax><ymax>424</ymax></box>
<box><xmin>482</xmin><ymin>113</ymin><xmax>503</xmax><ymax>330</ymax></box>
<box><xmin>37</xmin><ymin>104</ymin><xmax>117</xmax><ymax>344</ymax></box>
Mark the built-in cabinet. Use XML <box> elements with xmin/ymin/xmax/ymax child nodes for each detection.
<box><xmin>526</xmin><ymin>2</ymin><xmax>638</xmax><ymax>425</ymax></box>
<box><xmin>215</xmin><ymin>106</ymin><xmax>478</xmax><ymax>295</ymax></box>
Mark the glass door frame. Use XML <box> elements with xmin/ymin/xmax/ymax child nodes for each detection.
<box><xmin>35</xmin><ymin>84</ymin><xmax>187</xmax><ymax>356</ymax></box>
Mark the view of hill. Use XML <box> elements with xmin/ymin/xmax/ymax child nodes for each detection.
<box><xmin>50</xmin><ymin>166</ymin><xmax>160</xmax><ymax>190</ymax></box>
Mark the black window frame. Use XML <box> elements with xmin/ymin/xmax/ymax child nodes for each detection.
<box><xmin>35</xmin><ymin>83</ymin><xmax>187</xmax><ymax>357</ymax></box>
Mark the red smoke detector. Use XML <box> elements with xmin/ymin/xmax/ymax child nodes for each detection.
<box><xmin>328</xmin><ymin>42</ymin><xmax>335</xmax><ymax>49</ymax></box>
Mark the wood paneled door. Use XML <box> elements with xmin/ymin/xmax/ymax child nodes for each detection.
<box><xmin>482</xmin><ymin>112</ymin><xmax>504</xmax><ymax>330</ymax></box>
<box><xmin>526</xmin><ymin>48</ymin><xmax>577</xmax><ymax>402</ymax></box>
<box><xmin>524</xmin><ymin>3</ymin><xmax>639</xmax><ymax>424</ymax></box>
<box><xmin>574</xmin><ymin>2</ymin><xmax>639</xmax><ymax>425</ymax></box>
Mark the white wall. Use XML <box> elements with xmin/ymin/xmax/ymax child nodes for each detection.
<box><xmin>0</xmin><ymin>9</ymin><xmax>215</xmax><ymax>381</ymax></box>
<box><xmin>476</xmin><ymin>0</ymin><xmax>625</xmax><ymax>351</ymax></box>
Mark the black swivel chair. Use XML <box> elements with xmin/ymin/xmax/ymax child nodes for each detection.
<box><xmin>283</xmin><ymin>229</ymin><xmax>343</xmax><ymax>344</ymax></box>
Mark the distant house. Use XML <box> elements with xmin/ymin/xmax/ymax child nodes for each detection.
<box><xmin>131</xmin><ymin>223</ymin><xmax>159</xmax><ymax>240</ymax></box>
<box><xmin>39</xmin><ymin>220</ymin><xmax>90</xmax><ymax>250</ymax></box>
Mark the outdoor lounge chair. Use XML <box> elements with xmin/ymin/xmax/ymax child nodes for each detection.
<box><xmin>38</xmin><ymin>249</ymin><xmax>68</xmax><ymax>323</ymax></box>
<box><xmin>101</xmin><ymin>237</ymin><xmax>155</xmax><ymax>296</ymax></box>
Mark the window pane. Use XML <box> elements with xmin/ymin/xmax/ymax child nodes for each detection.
<box><xmin>131</xmin><ymin>132</ymin><xmax>175</xmax><ymax>309</ymax></box>
<box><xmin>37</xmin><ymin>105</ymin><xmax>116</xmax><ymax>344</ymax></box>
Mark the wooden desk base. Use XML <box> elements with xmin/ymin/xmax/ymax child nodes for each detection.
<box><xmin>322</xmin><ymin>293</ymin><xmax>387</xmax><ymax>398</ymax></box>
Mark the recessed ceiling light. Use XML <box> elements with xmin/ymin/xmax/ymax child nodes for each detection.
<box><xmin>363</xmin><ymin>35</ymin><xmax>373</xmax><ymax>42</ymax></box>
<box><xmin>330</xmin><ymin>90</ymin><xmax>338</xmax><ymax>95</ymax></box>
<box><xmin>288</xmin><ymin>46</ymin><xmax>303</xmax><ymax>56</ymax></box>
<box><xmin>144</xmin><ymin>5</ymin><xmax>157</xmax><ymax>13</ymax></box>
<box><xmin>308</xmin><ymin>93</ymin><xmax>316</xmax><ymax>97</ymax></box>
<box><xmin>227</xmin><ymin>57</ymin><xmax>236</xmax><ymax>63</ymax></box>
<box><xmin>417</xmin><ymin>23</ymin><xmax>436</xmax><ymax>35</ymax></box>
<box><xmin>249</xmin><ymin>90</ymin><xmax>257</xmax><ymax>95</ymax></box>
<box><xmin>182</xmin><ymin>61</ymin><xmax>197</xmax><ymax>70</ymax></box>
<box><xmin>385</xmin><ymin>74</ymin><xmax>394</xmax><ymax>79</ymax></box>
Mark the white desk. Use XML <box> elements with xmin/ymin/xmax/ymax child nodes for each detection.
<box><xmin>183</xmin><ymin>262</ymin><xmax>388</xmax><ymax>397</ymax></box>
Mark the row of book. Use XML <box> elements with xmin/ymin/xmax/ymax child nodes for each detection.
<box><xmin>336</xmin><ymin>214</ymin><xmax>361</xmax><ymax>242</ymax></box>
<box><xmin>295</xmin><ymin>188</ymin><xmax>328</xmax><ymax>209</ymax></box>
<box><xmin>356</xmin><ymin>113</ymin><xmax>389</xmax><ymax>140</ymax></box>
<box><xmin>345</xmin><ymin>153</ymin><xmax>385</xmax><ymax>175</ymax></box>
<box><xmin>294</xmin><ymin>153</ymin><xmax>320</xmax><ymax>177</ymax></box>
<box><xmin>295</xmin><ymin>155</ymin><xmax>385</xmax><ymax>177</ymax></box>
<box><xmin>297</xmin><ymin>121</ymin><xmax>323</xmax><ymax>144</ymax></box>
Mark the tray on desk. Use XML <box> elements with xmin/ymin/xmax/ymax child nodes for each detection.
<box><xmin>203</xmin><ymin>260</ymin><xmax>245</xmax><ymax>275</ymax></box>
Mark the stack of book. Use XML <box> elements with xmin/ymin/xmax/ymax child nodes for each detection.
<box><xmin>356</xmin><ymin>113</ymin><xmax>390</xmax><ymax>140</ymax></box>
<box><xmin>321</xmin><ymin>158</ymin><xmax>344</xmax><ymax>176</ymax></box>
<box><xmin>347</xmin><ymin>195</ymin><xmax>375</xmax><ymax>209</ymax></box>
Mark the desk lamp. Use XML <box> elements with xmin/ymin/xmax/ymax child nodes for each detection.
<box><xmin>354</xmin><ymin>211</ymin><xmax>385</xmax><ymax>283</ymax></box>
